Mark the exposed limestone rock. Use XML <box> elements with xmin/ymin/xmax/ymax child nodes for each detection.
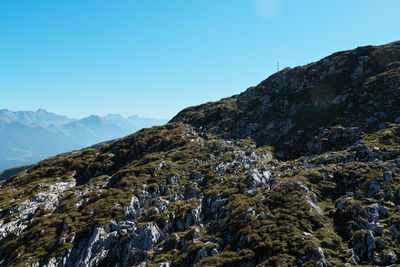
<box><xmin>351</xmin><ymin>230</ymin><xmax>376</xmax><ymax>261</ymax></box>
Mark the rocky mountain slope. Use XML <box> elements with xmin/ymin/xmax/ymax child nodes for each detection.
<box><xmin>0</xmin><ymin>41</ymin><xmax>400</xmax><ymax>266</ymax></box>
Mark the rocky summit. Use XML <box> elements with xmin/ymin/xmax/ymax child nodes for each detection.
<box><xmin>1</xmin><ymin>41</ymin><xmax>400</xmax><ymax>266</ymax></box>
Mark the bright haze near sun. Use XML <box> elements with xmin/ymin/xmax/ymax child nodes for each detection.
<box><xmin>0</xmin><ymin>0</ymin><xmax>399</xmax><ymax>119</ymax></box>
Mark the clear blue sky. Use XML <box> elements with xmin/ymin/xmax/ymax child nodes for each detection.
<box><xmin>1</xmin><ymin>0</ymin><xmax>399</xmax><ymax>119</ymax></box>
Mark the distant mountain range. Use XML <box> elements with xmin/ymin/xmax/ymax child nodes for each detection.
<box><xmin>0</xmin><ymin>108</ymin><xmax>73</xmax><ymax>125</ymax></box>
<box><xmin>0</xmin><ymin>109</ymin><xmax>168</xmax><ymax>171</ymax></box>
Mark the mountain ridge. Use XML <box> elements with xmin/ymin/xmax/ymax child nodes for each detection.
<box><xmin>0</xmin><ymin>41</ymin><xmax>400</xmax><ymax>266</ymax></box>
<box><xmin>0</xmin><ymin>109</ymin><xmax>73</xmax><ymax>125</ymax></box>
<box><xmin>172</xmin><ymin>40</ymin><xmax>400</xmax><ymax>158</ymax></box>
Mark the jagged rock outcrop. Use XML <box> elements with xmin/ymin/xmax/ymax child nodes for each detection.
<box><xmin>0</xmin><ymin>41</ymin><xmax>400</xmax><ymax>266</ymax></box>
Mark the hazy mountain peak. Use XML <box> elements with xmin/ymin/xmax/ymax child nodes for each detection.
<box><xmin>127</xmin><ymin>114</ymin><xmax>140</xmax><ymax>120</ymax></box>
<box><xmin>80</xmin><ymin>114</ymin><xmax>103</xmax><ymax>122</ymax></box>
<box><xmin>0</xmin><ymin>108</ymin><xmax>73</xmax><ymax>125</ymax></box>
<box><xmin>104</xmin><ymin>113</ymin><xmax>125</xmax><ymax>120</ymax></box>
